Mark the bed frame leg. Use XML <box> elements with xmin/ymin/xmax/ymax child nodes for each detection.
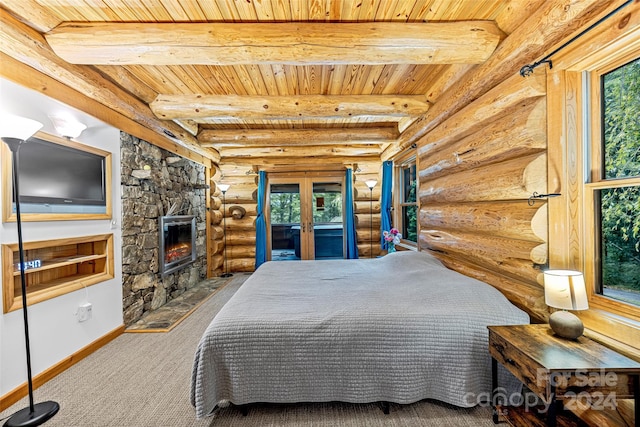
<box><xmin>379</xmin><ymin>401</ymin><xmax>390</xmax><ymax>414</ymax></box>
<box><xmin>236</xmin><ymin>404</ymin><xmax>249</xmax><ymax>416</ymax></box>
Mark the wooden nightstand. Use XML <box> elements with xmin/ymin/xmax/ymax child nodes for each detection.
<box><xmin>488</xmin><ymin>324</ymin><xmax>640</xmax><ymax>427</ymax></box>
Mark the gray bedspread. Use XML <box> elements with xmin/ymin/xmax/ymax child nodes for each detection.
<box><xmin>191</xmin><ymin>251</ymin><xmax>529</xmax><ymax>418</ymax></box>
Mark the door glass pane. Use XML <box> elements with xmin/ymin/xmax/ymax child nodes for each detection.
<box><xmin>313</xmin><ymin>182</ymin><xmax>343</xmax><ymax>259</ymax></box>
<box><xmin>270</xmin><ymin>183</ymin><xmax>300</xmax><ymax>261</ymax></box>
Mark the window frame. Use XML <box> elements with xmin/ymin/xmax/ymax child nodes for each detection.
<box><xmin>584</xmin><ymin>53</ymin><xmax>640</xmax><ymax>319</ymax></box>
<box><xmin>547</xmin><ymin>22</ymin><xmax>640</xmax><ymax>352</ymax></box>
<box><xmin>394</xmin><ymin>152</ymin><xmax>418</xmax><ymax>246</ymax></box>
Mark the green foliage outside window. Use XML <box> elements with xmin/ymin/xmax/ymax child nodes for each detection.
<box><xmin>270</xmin><ymin>193</ymin><xmax>300</xmax><ymax>224</ymax></box>
<box><xmin>403</xmin><ymin>180</ymin><xmax>418</xmax><ymax>242</ymax></box>
<box><xmin>601</xmin><ymin>58</ymin><xmax>640</xmax><ymax>296</ymax></box>
<box><xmin>313</xmin><ymin>192</ymin><xmax>342</xmax><ymax>223</ymax></box>
<box><xmin>400</xmin><ymin>163</ymin><xmax>418</xmax><ymax>243</ymax></box>
<box><xmin>270</xmin><ymin>191</ymin><xmax>342</xmax><ymax>224</ymax></box>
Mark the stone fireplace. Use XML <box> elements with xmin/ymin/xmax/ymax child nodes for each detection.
<box><xmin>120</xmin><ymin>133</ymin><xmax>207</xmax><ymax>325</ymax></box>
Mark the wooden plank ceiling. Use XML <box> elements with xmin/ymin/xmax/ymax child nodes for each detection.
<box><xmin>0</xmin><ymin>0</ymin><xmax>542</xmax><ymax>163</ymax></box>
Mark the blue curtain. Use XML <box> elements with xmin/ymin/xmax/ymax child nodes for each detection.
<box><xmin>380</xmin><ymin>160</ymin><xmax>393</xmax><ymax>249</ymax></box>
<box><xmin>255</xmin><ymin>171</ymin><xmax>267</xmax><ymax>268</ymax></box>
<box><xmin>344</xmin><ymin>168</ymin><xmax>359</xmax><ymax>259</ymax></box>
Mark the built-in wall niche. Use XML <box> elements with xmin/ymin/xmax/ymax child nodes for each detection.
<box><xmin>1</xmin><ymin>130</ymin><xmax>112</xmax><ymax>222</ymax></box>
<box><xmin>1</xmin><ymin>234</ymin><xmax>114</xmax><ymax>313</ymax></box>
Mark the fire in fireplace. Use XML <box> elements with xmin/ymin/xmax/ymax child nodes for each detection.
<box><xmin>159</xmin><ymin>215</ymin><xmax>196</xmax><ymax>277</ymax></box>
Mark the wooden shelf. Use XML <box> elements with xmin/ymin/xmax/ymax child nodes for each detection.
<box><xmin>2</xmin><ymin>234</ymin><xmax>114</xmax><ymax>313</ymax></box>
<box><xmin>11</xmin><ymin>254</ymin><xmax>107</xmax><ymax>276</ymax></box>
<box><xmin>497</xmin><ymin>405</ymin><xmax>589</xmax><ymax>427</ymax></box>
<box><xmin>498</xmin><ymin>400</ymin><xmax>635</xmax><ymax>427</ymax></box>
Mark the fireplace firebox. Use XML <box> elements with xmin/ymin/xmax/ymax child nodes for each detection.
<box><xmin>159</xmin><ymin>215</ymin><xmax>196</xmax><ymax>277</ymax></box>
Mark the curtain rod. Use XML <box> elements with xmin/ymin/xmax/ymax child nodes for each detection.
<box><xmin>520</xmin><ymin>0</ymin><xmax>634</xmax><ymax>77</ymax></box>
<box><xmin>391</xmin><ymin>142</ymin><xmax>417</xmax><ymax>162</ymax></box>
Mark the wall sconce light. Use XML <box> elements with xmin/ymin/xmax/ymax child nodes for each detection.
<box><xmin>49</xmin><ymin>114</ymin><xmax>86</xmax><ymax>139</ymax></box>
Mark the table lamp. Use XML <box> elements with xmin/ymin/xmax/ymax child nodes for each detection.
<box><xmin>543</xmin><ymin>270</ymin><xmax>589</xmax><ymax>340</ymax></box>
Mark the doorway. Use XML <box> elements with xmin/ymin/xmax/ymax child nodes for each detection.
<box><xmin>268</xmin><ymin>173</ymin><xmax>344</xmax><ymax>261</ymax></box>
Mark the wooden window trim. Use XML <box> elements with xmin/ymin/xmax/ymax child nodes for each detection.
<box><xmin>547</xmin><ymin>21</ymin><xmax>640</xmax><ymax>354</ymax></box>
<box><xmin>393</xmin><ymin>152</ymin><xmax>418</xmax><ymax>247</ymax></box>
<box><xmin>585</xmin><ymin>53</ymin><xmax>640</xmax><ymax>321</ymax></box>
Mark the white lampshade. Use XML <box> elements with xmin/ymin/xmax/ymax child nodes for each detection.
<box><xmin>0</xmin><ymin>113</ymin><xmax>43</xmax><ymax>140</ymax></box>
<box><xmin>49</xmin><ymin>114</ymin><xmax>86</xmax><ymax>138</ymax></box>
<box><xmin>544</xmin><ymin>270</ymin><xmax>589</xmax><ymax>311</ymax></box>
<box><xmin>218</xmin><ymin>183</ymin><xmax>230</xmax><ymax>193</ymax></box>
<box><xmin>365</xmin><ymin>180</ymin><xmax>377</xmax><ymax>190</ymax></box>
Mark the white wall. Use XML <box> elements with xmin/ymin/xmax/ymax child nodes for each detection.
<box><xmin>0</xmin><ymin>78</ymin><xmax>123</xmax><ymax>395</ymax></box>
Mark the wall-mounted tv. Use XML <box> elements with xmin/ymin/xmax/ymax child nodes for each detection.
<box><xmin>14</xmin><ymin>136</ymin><xmax>107</xmax><ymax>206</ymax></box>
<box><xmin>2</xmin><ymin>131</ymin><xmax>112</xmax><ymax>222</ymax></box>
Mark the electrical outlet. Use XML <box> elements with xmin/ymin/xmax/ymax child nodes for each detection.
<box><xmin>77</xmin><ymin>302</ymin><xmax>92</xmax><ymax>322</ymax></box>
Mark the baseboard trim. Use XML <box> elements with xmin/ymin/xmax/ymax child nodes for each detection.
<box><xmin>0</xmin><ymin>324</ymin><xmax>125</xmax><ymax>412</ymax></box>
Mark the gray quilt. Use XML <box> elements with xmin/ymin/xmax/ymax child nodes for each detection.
<box><xmin>191</xmin><ymin>251</ymin><xmax>529</xmax><ymax>418</ymax></box>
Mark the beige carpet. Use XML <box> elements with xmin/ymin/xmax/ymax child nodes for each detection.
<box><xmin>1</xmin><ymin>272</ymin><xmax>494</xmax><ymax>427</ymax></box>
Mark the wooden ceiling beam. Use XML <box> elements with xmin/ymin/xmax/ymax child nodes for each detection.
<box><xmin>223</xmin><ymin>156</ymin><xmax>381</xmax><ymax>167</ymax></box>
<box><xmin>151</xmin><ymin>94</ymin><xmax>430</xmax><ymax>121</ymax></box>
<box><xmin>0</xmin><ymin>9</ymin><xmax>218</xmax><ymax>165</ymax></box>
<box><xmin>45</xmin><ymin>21</ymin><xmax>504</xmax><ymax>66</ymax></box>
<box><xmin>218</xmin><ymin>145</ymin><xmax>380</xmax><ymax>159</ymax></box>
<box><xmin>198</xmin><ymin>127</ymin><xmax>398</xmax><ymax>147</ymax></box>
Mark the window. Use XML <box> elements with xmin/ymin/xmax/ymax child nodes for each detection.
<box><xmin>589</xmin><ymin>56</ymin><xmax>640</xmax><ymax>308</ymax></box>
<box><xmin>397</xmin><ymin>157</ymin><xmax>418</xmax><ymax>243</ymax></box>
<box><xmin>547</xmin><ymin>24</ymin><xmax>640</xmax><ymax>347</ymax></box>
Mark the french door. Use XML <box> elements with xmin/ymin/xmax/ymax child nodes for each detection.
<box><xmin>268</xmin><ymin>173</ymin><xmax>344</xmax><ymax>261</ymax></box>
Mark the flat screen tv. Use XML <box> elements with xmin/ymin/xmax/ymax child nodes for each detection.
<box><xmin>13</xmin><ymin>136</ymin><xmax>107</xmax><ymax>206</ymax></box>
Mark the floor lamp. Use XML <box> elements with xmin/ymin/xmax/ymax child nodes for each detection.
<box><xmin>365</xmin><ymin>180</ymin><xmax>377</xmax><ymax>258</ymax></box>
<box><xmin>217</xmin><ymin>183</ymin><xmax>233</xmax><ymax>278</ymax></box>
<box><xmin>1</xmin><ymin>114</ymin><xmax>60</xmax><ymax>427</ymax></box>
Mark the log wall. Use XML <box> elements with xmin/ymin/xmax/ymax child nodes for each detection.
<box><xmin>411</xmin><ymin>2</ymin><xmax>640</xmax><ymax>358</ymax></box>
<box><xmin>416</xmin><ymin>71</ymin><xmax>549</xmax><ymax>321</ymax></box>
<box><xmin>208</xmin><ymin>158</ymin><xmax>382</xmax><ymax>274</ymax></box>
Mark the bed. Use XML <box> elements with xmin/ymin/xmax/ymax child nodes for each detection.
<box><xmin>191</xmin><ymin>250</ymin><xmax>529</xmax><ymax>418</ymax></box>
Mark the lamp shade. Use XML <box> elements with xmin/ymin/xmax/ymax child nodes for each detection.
<box><xmin>544</xmin><ymin>270</ymin><xmax>588</xmax><ymax>311</ymax></box>
<box><xmin>218</xmin><ymin>183</ymin><xmax>230</xmax><ymax>193</ymax></box>
<box><xmin>49</xmin><ymin>114</ymin><xmax>86</xmax><ymax>138</ymax></box>
<box><xmin>0</xmin><ymin>113</ymin><xmax>43</xmax><ymax>140</ymax></box>
<box><xmin>365</xmin><ymin>180</ymin><xmax>377</xmax><ymax>190</ymax></box>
